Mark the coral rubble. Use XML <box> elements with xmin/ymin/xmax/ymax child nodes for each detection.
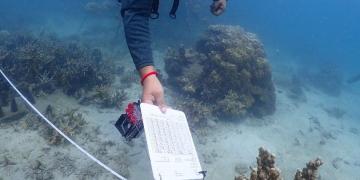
<box><xmin>294</xmin><ymin>158</ymin><xmax>323</xmax><ymax>180</ymax></box>
<box><xmin>165</xmin><ymin>25</ymin><xmax>275</xmax><ymax>124</ymax></box>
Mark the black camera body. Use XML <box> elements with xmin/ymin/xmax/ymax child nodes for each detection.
<box><xmin>115</xmin><ymin>101</ymin><xmax>144</xmax><ymax>141</ymax></box>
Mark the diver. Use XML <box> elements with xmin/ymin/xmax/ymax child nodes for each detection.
<box><xmin>120</xmin><ymin>0</ymin><xmax>227</xmax><ymax>112</ymax></box>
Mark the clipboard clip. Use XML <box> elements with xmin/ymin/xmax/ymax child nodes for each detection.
<box><xmin>198</xmin><ymin>170</ymin><xmax>207</xmax><ymax>180</ymax></box>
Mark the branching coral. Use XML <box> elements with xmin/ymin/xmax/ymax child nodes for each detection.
<box><xmin>165</xmin><ymin>25</ymin><xmax>275</xmax><ymax>124</ymax></box>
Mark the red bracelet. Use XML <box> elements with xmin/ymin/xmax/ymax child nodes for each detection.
<box><xmin>141</xmin><ymin>71</ymin><xmax>158</xmax><ymax>86</ymax></box>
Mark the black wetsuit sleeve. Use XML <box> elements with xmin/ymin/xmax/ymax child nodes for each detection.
<box><xmin>121</xmin><ymin>0</ymin><xmax>154</xmax><ymax>70</ymax></box>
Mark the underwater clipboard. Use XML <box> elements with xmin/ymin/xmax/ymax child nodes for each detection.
<box><xmin>140</xmin><ymin>103</ymin><xmax>204</xmax><ymax>180</ymax></box>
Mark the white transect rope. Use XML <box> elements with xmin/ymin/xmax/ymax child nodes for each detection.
<box><xmin>0</xmin><ymin>69</ymin><xmax>127</xmax><ymax>180</ymax></box>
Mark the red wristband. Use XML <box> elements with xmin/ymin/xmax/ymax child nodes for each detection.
<box><xmin>141</xmin><ymin>71</ymin><xmax>158</xmax><ymax>86</ymax></box>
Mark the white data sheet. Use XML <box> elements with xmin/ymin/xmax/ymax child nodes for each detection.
<box><xmin>140</xmin><ymin>103</ymin><xmax>203</xmax><ymax>180</ymax></box>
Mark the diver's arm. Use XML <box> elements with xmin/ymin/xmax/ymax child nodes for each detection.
<box><xmin>121</xmin><ymin>0</ymin><xmax>154</xmax><ymax>70</ymax></box>
<box><xmin>121</xmin><ymin>0</ymin><xmax>167</xmax><ymax>111</ymax></box>
<box><xmin>139</xmin><ymin>66</ymin><xmax>166</xmax><ymax>112</ymax></box>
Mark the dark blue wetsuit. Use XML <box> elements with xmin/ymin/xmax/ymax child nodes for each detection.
<box><xmin>121</xmin><ymin>0</ymin><xmax>154</xmax><ymax>70</ymax></box>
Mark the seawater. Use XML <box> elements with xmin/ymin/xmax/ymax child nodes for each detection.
<box><xmin>0</xmin><ymin>0</ymin><xmax>360</xmax><ymax>179</ymax></box>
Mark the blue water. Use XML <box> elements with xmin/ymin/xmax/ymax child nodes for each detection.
<box><xmin>2</xmin><ymin>0</ymin><xmax>359</xmax><ymax>70</ymax></box>
<box><xmin>1</xmin><ymin>0</ymin><xmax>360</xmax><ymax>179</ymax></box>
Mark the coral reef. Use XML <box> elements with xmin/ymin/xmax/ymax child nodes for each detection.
<box><xmin>165</xmin><ymin>25</ymin><xmax>276</xmax><ymax>123</ymax></box>
<box><xmin>294</xmin><ymin>158</ymin><xmax>323</xmax><ymax>180</ymax></box>
<box><xmin>235</xmin><ymin>148</ymin><xmax>323</xmax><ymax>180</ymax></box>
<box><xmin>0</xmin><ymin>31</ymin><xmax>115</xmax><ymax>102</ymax></box>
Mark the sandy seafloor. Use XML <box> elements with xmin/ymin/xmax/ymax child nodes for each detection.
<box><xmin>1</xmin><ymin>47</ymin><xmax>360</xmax><ymax>180</ymax></box>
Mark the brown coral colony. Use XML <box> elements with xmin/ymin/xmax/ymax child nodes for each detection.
<box><xmin>165</xmin><ymin>25</ymin><xmax>276</xmax><ymax>123</ymax></box>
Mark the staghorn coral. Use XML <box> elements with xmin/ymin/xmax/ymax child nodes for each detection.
<box><xmin>165</xmin><ymin>25</ymin><xmax>275</xmax><ymax>124</ymax></box>
<box><xmin>294</xmin><ymin>158</ymin><xmax>323</xmax><ymax>180</ymax></box>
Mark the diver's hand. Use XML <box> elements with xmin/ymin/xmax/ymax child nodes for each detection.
<box><xmin>140</xmin><ymin>66</ymin><xmax>167</xmax><ymax>113</ymax></box>
<box><xmin>210</xmin><ymin>0</ymin><xmax>227</xmax><ymax>16</ymax></box>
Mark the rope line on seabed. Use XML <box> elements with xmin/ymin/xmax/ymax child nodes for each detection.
<box><xmin>0</xmin><ymin>69</ymin><xmax>127</xmax><ymax>180</ymax></box>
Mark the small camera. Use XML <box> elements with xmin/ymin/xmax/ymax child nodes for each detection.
<box><xmin>115</xmin><ymin>101</ymin><xmax>144</xmax><ymax>141</ymax></box>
